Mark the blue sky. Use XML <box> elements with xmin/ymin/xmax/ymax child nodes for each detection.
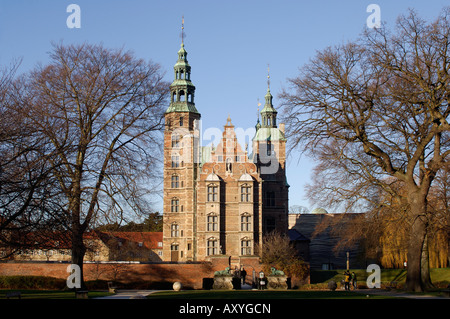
<box><xmin>0</xmin><ymin>0</ymin><xmax>448</xmax><ymax>213</ymax></box>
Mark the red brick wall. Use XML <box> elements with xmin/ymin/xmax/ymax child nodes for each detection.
<box><xmin>0</xmin><ymin>257</ymin><xmax>267</xmax><ymax>289</ymax></box>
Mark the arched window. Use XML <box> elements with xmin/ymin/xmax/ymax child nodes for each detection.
<box><xmin>171</xmin><ymin>198</ymin><xmax>179</xmax><ymax>212</ymax></box>
<box><xmin>172</xmin><ymin>133</ymin><xmax>180</xmax><ymax>148</ymax></box>
<box><xmin>207</xmin><ymin>237</ymin><xmax>218</xmax><ymax>256</ymax></box>
<box><xmin>207</xmin><ymin>184</ymin><xmax>218</xmax><ymax>202</ymax></box>
<box><xmin>207</xmin><ymin>213</ymin><xmax>218</xmax><ymax>231</ymax></box>
<box><xmin>241</xmin><ymin>213</ymin><xmax>251</xmax><ymax>231</ymax></box>
<box><xmin>171</xmin><ymin>154</ymin><xmax>180</xmax><ymax>168</ymax></box>
<box><xmin>179</xmin><ymin>90</ymin><xmax>185</xmax><ymax>102</ymax></box>
<box><xmin>241</xmin><ymin>237</ymin><xmax>252</xmax><ymax>255</ymax></box>
<box><xmin>171</xmin><ymin>175</ymin><xmax>179</xmax><ymax>188</ymax></box>
<box><xmin>241</xmin><ymin>184</ymin><xmax>251</xmax><ymax>202</ymax></box>
<box><xmin>171</xmin><ymin>223</ymin><xmax>179</xmax><ymax>237</ymax></box>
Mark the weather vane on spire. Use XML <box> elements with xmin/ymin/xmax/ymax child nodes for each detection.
<box><xmin>181</xmin><ymin>15</ymin><xmax>185</xmax><ymax>45</ymax></box>
<box><xmin>267</xmin><ymin>63</ymin><xmax>271</xmax><ymax>89</ymax></box>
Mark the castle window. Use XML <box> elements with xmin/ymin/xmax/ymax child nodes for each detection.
<box><xmin>171</xmin><ymin>223</ymin><xmax>179</xmax><ymax>237</ymax></box>
<box><xmin>179</xmin><ymin>116</ymin><xmax>184</xmax><ymax>126</ymax></box>
<box><xmin>241</xmin><ymin>185</ymin><xmax>251</xmax><ymax>202</ymax></box>
<box><xmin>241</xmin><ymin>213</ymin><xmax>251</xmax><ymax>231</ymax></box>
<box><xmin>265</xmin><ymin>191</ymin><xmax>275</xmax><ymax>207</ymax></box>
<box><xmin>171</xmin><ymin>155</ymin><xmax>180</xmax><ymax>168</ymax></box>
<box><xmin>241</xmin><ymin>238</ymin><xmax>252</xmax><ymax>255</ymax></box>
<box><xmin>207</xmin><ymin>238</ymin><xmax>218</xmax><ymax>256</ymax></box>
<box><xmin>172</xmin><ymin>133</ymin><xmax>180</xmax><ymax>148</ymax></box>
<box><xmin>171</xmin><ymin>175</ymin><xmax>179</xmax><ymax>188</ymax></box>
<box><xmin>207</xmin><ymin>214</ymin><xmax>218</xmax><ymax>231</ymax></box>
<box><xmin>171</xmin><ymin>198</ymin><xmax>179</xmax><ymax>212</ymax></box>
<box><xmin>207</xmin><ymin>184</ymin><xmax>218</xmax><ymax>202</ymax></box>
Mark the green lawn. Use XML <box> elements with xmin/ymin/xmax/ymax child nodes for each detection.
<box><xmin>310</xmin><ymin>268</ymin><xmax>450</xmax><ymax>287</ymax></box>
<box><xmin>147</xmin><ymin>290</ymin><xmax>394</xmax><ymax>299</ymax></box>
<box><xmin>0</xmin><ymin>289</ymin><xmax>112</xmax><ymax>299</ymax></box>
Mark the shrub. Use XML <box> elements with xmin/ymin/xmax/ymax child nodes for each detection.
<box><xmin>0</xmin><ymin>276</ymin><xmax>66</xmax><ymax>290</ymax></box>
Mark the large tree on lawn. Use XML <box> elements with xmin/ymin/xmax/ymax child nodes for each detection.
<box><xmin>20</xmin><ymin>43</ymin><xmax>169</xmax><ymax>287</ymax></box>
<box><xmin>280</xmin><ymin>9</ymin><xmax>450</xmax><ymax>292</ymax></box>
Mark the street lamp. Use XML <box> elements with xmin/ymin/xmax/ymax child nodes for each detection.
<box><xmin>346</xmin><ymin>251</ymin><xmax>350</xmax><ymax>270</ymax></box>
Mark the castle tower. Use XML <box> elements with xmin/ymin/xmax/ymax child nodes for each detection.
<box><xmin>162</xmin><ymin>28</ymin><xmax>201</xmax><ymax>262</ymax></box>
<box><xmin>253</xmin><ymin>70</ymin><xmax>289</xmax><ymax>235</ymax></box>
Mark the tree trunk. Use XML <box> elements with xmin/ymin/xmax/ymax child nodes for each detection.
<box><xmin>420</xmin><ymin>233</ymin><xmax>434</xmax><ymax>290</ymax></box>
<box><xmin>405</xmin><ymin>192</ymin><xmax>433</xmax><ymax>292</ymax></box>
<box><xmin>71</xmin><ymin>226</ymin><xmax>87</xmax><ymax>290</ymax></box>
<box><xmin>405</xmin><ymin>215</ymin><xmax>426</xmax><ymax>291</ymax></box>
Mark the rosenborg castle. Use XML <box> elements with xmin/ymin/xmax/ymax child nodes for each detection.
<box><xmin>161</xmin><ymin>40</ymin><xmax>289</xmax><ymax>263</ymax></box>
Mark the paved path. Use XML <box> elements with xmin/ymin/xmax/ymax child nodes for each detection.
<box><xmin>95</xmin><ymin>290</ymin><xmax>159</xmax><ymax>299</ymax></box>
<box><xmin>358</xmin><ymin>289</ymin><xmax>448</xmax><ymax>299</ymax></box>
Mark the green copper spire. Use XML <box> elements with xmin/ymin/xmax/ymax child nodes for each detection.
<box><xmin>260</xmin><ymin>65</ymin><xmax>277</xmax><ymax>128</ymax></box>
<box><xmin>166</xmin><ymin>20</ymin><xmax>199</xmax><ymax>114</ymax></box>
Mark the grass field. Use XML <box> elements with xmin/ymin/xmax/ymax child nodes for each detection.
<box><xmin>309</xmin><ymin>268</ymin><xmax>450</xmax><ymax>288</ymax></box>
<box><xmin>146</xmin><ymin>289</ymin><xmax>393</xmax><ymax>299</ymax></box>
<box><xmin>0</xmin><ymin>289</ymin><xmax>112</xmax><ymax>299</ymax></box>
<box><xmin>0</xmin><ymin>268</ymin><xmax>448</xmax><ymax>299</ymax></box>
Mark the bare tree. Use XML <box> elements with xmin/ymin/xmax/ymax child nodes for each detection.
<box><xmin>280</xmin><ymin>9</ymin><xmax>450</xmax><ymax>291</ymax></box>
<box><xmin>0</xmin><ymin>59</ymin><xmax>67</xmax><ymax>258</ymax></box>
<box><xmin>17</xmin><ymin>43</ymin><xmax>169</xmax><ymax>287</ymax></box>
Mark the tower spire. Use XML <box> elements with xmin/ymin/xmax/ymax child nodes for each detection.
<box><xmin>181</xmin><ymin>15</ymin><xmax>185</xmax><ymax>45</ymax></box>
<box><xmin>166</xmin><ymin>17</ymin><xmax>199</xmax><ymax>115</ymax></box>
<box><xmin>260</xmin><ymin>65</ymin><xmax>277</xmax><ymax>128</ymax></box>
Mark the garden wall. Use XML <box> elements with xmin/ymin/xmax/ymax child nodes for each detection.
<box><xmin>0</xmin><ymin>256</ymin><xmax>266</xmax><ymax>289</ymax></box>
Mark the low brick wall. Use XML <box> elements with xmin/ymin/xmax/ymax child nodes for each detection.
<box><xmin>0</xmin><ymin>257</ymin><xmax>268</xmax><ymax>290</ymax></box>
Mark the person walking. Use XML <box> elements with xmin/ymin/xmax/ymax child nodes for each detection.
<box><xmin>344</xmin><ymin>271</ymin><xmax>351</xmax><ymax>291</ymax></box>
<box><xmin>351</xmin><ymin>272</ymin><xmax>357</xmax><ymax>290</ymax></box>
<box><xmin>241</xmin><ymin>267</ymin><xmax>247</xmax><ymax>285</ymax></box>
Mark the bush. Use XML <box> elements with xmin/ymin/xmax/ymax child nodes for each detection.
<box><xmin>0</xmin><ymin>276</ymin><xmax>66</xmax><ymax>290</ymax></box>
<box><xmin>328</xmin><ymin>280</ymin><xmax>337</xmax><ymax>291</ymax></box>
